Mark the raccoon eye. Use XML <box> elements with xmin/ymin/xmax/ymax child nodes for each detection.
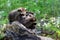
<box><xmin>20</xmin><ymin>14</ymin><xmax>24</xmax><ymax>16</ymax></box>
<box><xmin>18</xmin><ymin>9</ymin><xmax>22</xmax><ymax>12</ymax></box>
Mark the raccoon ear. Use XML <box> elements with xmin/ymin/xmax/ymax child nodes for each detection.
<box><xmin>26</xmin><ymin>12</ymin><xmax>34</xmax><ymax>15</ymax></box>
<box><xmin>18</xmin><ymin>8</ymin><xmax>26</xmax><ymax>12</ymax></box>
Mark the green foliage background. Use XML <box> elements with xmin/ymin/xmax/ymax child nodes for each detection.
<box><xmin>0</xmin><ymin>0</ymin><xmax>60</xmax><ymax>39</ymax></box>
<box><xmin>0</xmin><ymin>0</ymin><xmax>60</xmax><ymax>24</ymax></box>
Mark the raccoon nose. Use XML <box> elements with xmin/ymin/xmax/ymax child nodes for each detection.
<box><xmin>33</xmin><ymin>18</ymin><xmax>36</xmax><ymax>21</ymax></box>
<box><xmin>30</xmin><ymin>18</ymin><xmax>36</xmax><ymax>22</ymax></box>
